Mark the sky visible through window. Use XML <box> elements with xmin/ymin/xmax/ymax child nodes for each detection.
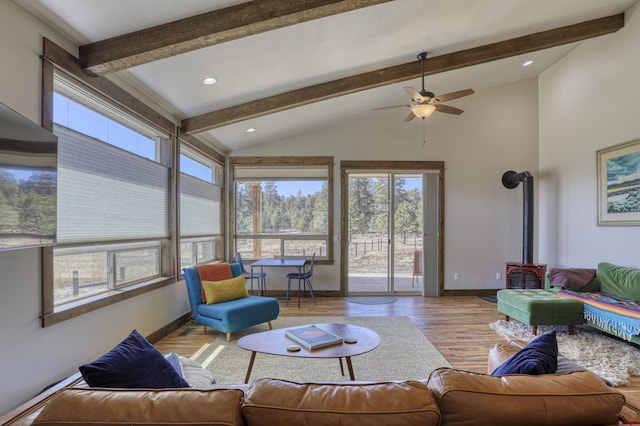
<box><xmin>275</xmin><ymin>180</ymin><xmax>322</xmax><ymax>197</ymax></box>
<box><xmin>53</xmin><ymin>92</ymin><xmax>155</xmax><ymax>160</ymax></box>
<box><xmin>271</xmin><ymin>177</ymin><xmax>420</xmax><ymax>197</ymax></box>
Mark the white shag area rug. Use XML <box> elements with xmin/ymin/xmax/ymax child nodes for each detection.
<box><xmin>490</xmin><ymin>320</ymin><xmax>640</xmax><ymax>386</ymax></box>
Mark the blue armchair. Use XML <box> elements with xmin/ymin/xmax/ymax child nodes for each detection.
<box><xmin>182</xmin><ymin>263</ymin><xmax>280</xmax><ymax>341</ymax></box>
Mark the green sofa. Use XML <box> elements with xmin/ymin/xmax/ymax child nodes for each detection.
<box><xmin>547</xmin><ymin>262</ymin><xmax>640</xmax><ymax>344</ymax></box>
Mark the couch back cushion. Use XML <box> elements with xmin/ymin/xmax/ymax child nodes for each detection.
<box><xmin>598</xmin><ymin>262</ymin><xmax>640</xmax><ymax>300</ymax></box>
<box><xmin>428</xmin><ymin>368</ymin><xmax>624</xmax><ymax>426</ymax></box>
<box><xmin>33</xmin><ymin>387</ymin><xmax>244</xmax><ymax>426</ymax></box>
<box><xmin>242</xmin><ymin>378</ymin><xmax>440</xmax><ymax>426</ymax></box>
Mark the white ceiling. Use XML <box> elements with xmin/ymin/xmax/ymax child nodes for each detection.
<box><xmin>15</xmin><ymin>0</ymin><xmax>640</xmax><ymax>152</ymax></box>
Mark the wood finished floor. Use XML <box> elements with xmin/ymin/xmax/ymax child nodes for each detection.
<box><xmin>154</xmin><ymin>295</ymin><xmax>640</xmax><ymax>395</ymax></box>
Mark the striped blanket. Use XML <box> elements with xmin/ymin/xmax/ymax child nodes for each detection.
<box><xmin>558</xmin><ymin>290</ymin><xmax>640</xmax><ymax>341</ymax></box>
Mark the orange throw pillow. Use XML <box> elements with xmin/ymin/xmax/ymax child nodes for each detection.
<box><xmin>196</xmin><ymin>263</ymin><xmax>233</xmax><ymax>303</ymax></box>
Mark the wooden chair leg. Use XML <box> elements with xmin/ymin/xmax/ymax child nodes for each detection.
<box><xmin>226</xmin><ymin>332</ymin><xmax>231</xmax><ymax>342</ymax></box>
<box><xmin>267</xmin><ymin>321</ymin><xmax>273</xmax><ymax>330</ymax></box>
<box><xmin>531</xmin><ymin>325</ymin><xmax>537</xmax><ymax>335</ymax></box>
<box><xmin>505</xmin><ymin>315</ymin><xmax>510</xmax><ymax>321</ymax></box>
<box><xmin>568</xmin><ymin>325</ymin><xmax>574</xmax><ymax>335</ymax></box>
<box><xmin>203</xmin><ymin>325</ymin><xmax>207</xmax><ymax>334</ymax></box>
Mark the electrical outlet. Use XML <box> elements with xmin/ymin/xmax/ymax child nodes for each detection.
<box><xmin>453</xmin><ymin>273</ymin><xmax>460</xmax><ymax>280</ymax></box>
<box><xmin>496</xmin><ymin>272</ymin><xmax>502</xmax><ymax>280</ymax></box>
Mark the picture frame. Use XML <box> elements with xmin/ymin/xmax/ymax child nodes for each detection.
<box><xmin>597</xmin><ymin>139</ymin><xmax>640</xmax><ymax>226</ymax></box>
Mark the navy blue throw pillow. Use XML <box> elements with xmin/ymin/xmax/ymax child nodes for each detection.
<box><xmin>79</xmin><ymin>329</ymin><xmax>190</xmax><ymax>388</ymax></box>
<box><xmin>491</xmin><ymin>331</ymin><xmax>558</xmax><ymax>376</ymax></box>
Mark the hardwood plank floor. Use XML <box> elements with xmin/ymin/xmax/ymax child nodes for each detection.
<box><xmin>154</xmin><ymin>295</ymin><xmax>640</xmax><ymax>395</ymax></box>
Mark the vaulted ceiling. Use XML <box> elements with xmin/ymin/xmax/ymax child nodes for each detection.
<box><xmin>16</xmin><ymin>0</ymin><xmax>639</xmax><ymax>152</ymax></box>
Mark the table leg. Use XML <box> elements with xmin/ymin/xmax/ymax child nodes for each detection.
<box><xmin>345</xmin><ymin>356</ymin><xmax>355</xmax><ymax>380</ymax></box>
<box><xmin>250</xmin><ymin>265</ymin><xmax>256</xmax><ymax>295</ymax></box>
<box><xmin>339</xmin><ymin>357</ymin><xmax>345</xmax><ymax>376</ymax></box>
<box><xmin>245</xmin><ymin>351</ymin><xmax>257</xmax><ymax>384</ymax></box>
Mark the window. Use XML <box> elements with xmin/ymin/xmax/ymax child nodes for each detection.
<box><xmin>230</xmin><ymin>157</ymin><xmax>333</xmax><ymax>262</ymax></box>
<box><xmin>179</xmin><ymin>147</ymin><xmax>223</xmax><ymax>268</ymax></box>
<box><xmin>40</xmin><ymin>40</ymin><xmax>227</xmax><ymax>327</ymax></box>
<box><xmin>49</xmin><ymin>71</ymin><xmax>171</xmax><ymax>310</ymax></box>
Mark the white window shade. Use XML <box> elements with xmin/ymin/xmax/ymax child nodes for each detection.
<box><xmin>234</xmin><ymin>166</ymin><xmax>328</xmax><ymax>180</ymax></box>
<box><xmin>56</xmin><ymin>125</ymin><xmax>169</xmax><ymax>244</ymax></box>
<box><xmin>180</xmin><ymin>173</ymin><xmax>221</xmax><ymax>237</ymax></box>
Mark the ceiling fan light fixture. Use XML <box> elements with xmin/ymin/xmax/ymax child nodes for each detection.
<box><xmin>411</xmin><ymin>104</ymin><xmax>436</xmax><ymax>118</ymax></box>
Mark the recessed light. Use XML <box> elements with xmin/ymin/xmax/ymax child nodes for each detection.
<box><xmin>203</xmin><ymin>77</ymin><xmax>217</xmax><ymax>85</ymax></box>
<box><xmin>246</xmin><ymin>128</ymin><xmax>256</xmax><ymax>133</ymax></box>
<box><xmin>522</xmin><ymin>60</ymin><xmax>533</xmax><ymax>67</ymax></box>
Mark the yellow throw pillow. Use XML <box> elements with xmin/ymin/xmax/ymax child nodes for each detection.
<box><xmin>202</xmin><ymin>275</ymin><xmax>248</xmax><ymax>304</ymax></box>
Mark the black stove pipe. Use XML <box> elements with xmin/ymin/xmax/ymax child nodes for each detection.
<box><xmin>502</xmin><ymin>170</ymin><xmax>534</xmax><ymax>264</ymax></box>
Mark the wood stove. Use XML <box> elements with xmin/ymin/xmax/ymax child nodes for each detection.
<box><xmin>505</xmin><ymin>262</ymin><xmax>546</xmax><ymax>289</ymax></box>
<box><xmin>502</xmin><ymin>170</ymin><xmax>546</xmax><ymax>289</ymax></box>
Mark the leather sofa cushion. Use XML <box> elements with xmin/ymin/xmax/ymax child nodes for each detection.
<box><xmin>32</xmin><ymin>387</ymin><xmax>244</xmax><ymax>426</ymax></box>
<box><xmin>242</xmin><ymin>378</ymin><xmax>440</xmax><ymax>426</ymax></box>
<box><xmin>487</xmin><ymin>343</ymin><xmax>519</xmax><ymax>374</ymax></box>
<box><xmin>428</xmin><ymin>368</ymin><xmax>624</xmax><ymax>426</ymax></box>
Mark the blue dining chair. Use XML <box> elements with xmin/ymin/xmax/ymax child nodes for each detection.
<box><xmin>286</xmin><ymin>253</ymin><xmax>317</xmax><ymax>308</ymax></box>
<box><xmin>235</xmin><ymin>252</ymin><xmax>267</xmax><ymax>295</ymax></box>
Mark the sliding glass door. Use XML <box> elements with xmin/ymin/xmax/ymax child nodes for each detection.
<box><xmin>341</xmin><ymin>162</ymin><xmax>442</xmax><ymax>296</ymax></box>
<box><xmin>346</xmin><ymin>173</ymin><xmax>392</xmax><ymax>293</ymax></box>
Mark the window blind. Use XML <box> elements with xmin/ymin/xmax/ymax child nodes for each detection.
<box><xmin>180</xmin><ymin>173</ymin><xmax>221</xmax><ymax>237</ymax></box>
<box><xmin>233</xmin><ymin>165</ymin><xmax>328</xmax><ymax>180</ymax></box>
<box><xmin>55</xmin><ymin>124</ymin><xmax>169</xmax><ymax>244</ymax></box>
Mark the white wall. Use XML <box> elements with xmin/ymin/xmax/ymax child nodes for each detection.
<box><xmin>0</xmin><ymin>2</ymin><xmax>189</xmax><ymax>414</ymax></box>
<box><xmin>232</xmin><ymin>77</ymin><xmax>540</xmax><ymax>291</ymax></box>
<box><xmin>539</xmin><ymin>2</ymin><xmax>640</xmax><ymax>269</ymax></box>
<box><xmin>12</xmin><ymin>0</ymin><xmax>629</xmax><ymax>413</ymax></box>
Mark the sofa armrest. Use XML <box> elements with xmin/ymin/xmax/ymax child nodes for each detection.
<box><xmin>428</xmin><ymin>368</ymin><xmax>624</xmax><ymax>426</ymax></box>
<box><xmin>486</xmin><ymin>343</ymin><xmax>519</xmax><ymax>374</ymax></box>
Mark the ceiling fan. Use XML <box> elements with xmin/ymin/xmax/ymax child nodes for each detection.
<box><xmin>374</xmin><ymin>52</ymin><xmax>474</xmax><ymax>122</ymax></box>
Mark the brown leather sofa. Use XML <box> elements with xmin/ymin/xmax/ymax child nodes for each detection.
<box><xmin>2</xmin><ymin>341</ymin><xmax>636</xmax><ymax>426</ymax></box>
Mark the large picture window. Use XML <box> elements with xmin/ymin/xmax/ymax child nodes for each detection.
<box><xmin>230</xmin><ymin>157</ymin><xmax>333</xmax><ymax>262</ymax></box>
<box><xmin>40</xmin><ymin>39</ymin><xmax>226</xmax><ymax>326</ymax></box>
<box><xmin>45</xmin><ymin>70</ymin><xmax>172</xmax><ymax>319</ymax></box>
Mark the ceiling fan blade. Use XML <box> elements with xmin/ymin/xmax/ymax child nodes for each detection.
<box><xmin>434</xmin><ymin>103</ymin><xmax>464</xmax><ymax>115</ymax></box>
<box><xmin>433</xmin><ymin>89</ymin><xmax>474</xmax><ymax>103</ymax></box>
<box><xmin>372</xmin><ymin>104</ymin><xmax>411</xmax><ymax>111</ymax></box>
<box><xmin>404</xmin><ymin>111</ymin><xmax>417</xmax><ymax>122</ymax></box>
<box><xmin>404</xmin><ymin>87</ymin><xmax>425</xmax><ymax>102</ymax></box>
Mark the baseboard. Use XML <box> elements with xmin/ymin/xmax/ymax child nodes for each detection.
<box><xmin>146</xmin><ymin>312</ymin><xmax>192</xmax><ymax>344</ymax></box>
<box><xmin>250</xmin><ymin>290</ymin><xmax>342</xmax><ymax>298</ymax></box>
<box><xmin>441</xmin><ymin>289</ymin><xmax>500</xmax><ymax>297</ymax></box>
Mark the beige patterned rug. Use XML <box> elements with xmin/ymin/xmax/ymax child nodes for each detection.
<box><xmin>490</xmin><ymin>320</ymin><xmax>640</xmax><ymax>386</ymax></box>
<box><xmin>192</xmin><ymin>316</ymin><xmax>450</xmax><ymax>384</ymax></box>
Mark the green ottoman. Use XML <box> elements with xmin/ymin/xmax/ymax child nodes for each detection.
<box><xmin>496</xmin><ymin>289</ymin><xmax>584</xmax><ymax>335</ymax></box>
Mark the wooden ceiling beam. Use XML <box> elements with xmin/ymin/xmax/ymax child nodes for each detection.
<box><xmin>181</xmin><ymin>13</ymin><xmax>623</xmax><ymax>134</ymax></box>
<box><xmin>79</xmin><ymin>0</ymin><xmax>392</xmax><ymax>75</ymax></box>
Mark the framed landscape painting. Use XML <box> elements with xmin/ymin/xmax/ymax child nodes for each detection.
<box><xmin>597</xmin><ymin>139</ymin><xmax>640</xmax><ymax>226</ymax></box>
